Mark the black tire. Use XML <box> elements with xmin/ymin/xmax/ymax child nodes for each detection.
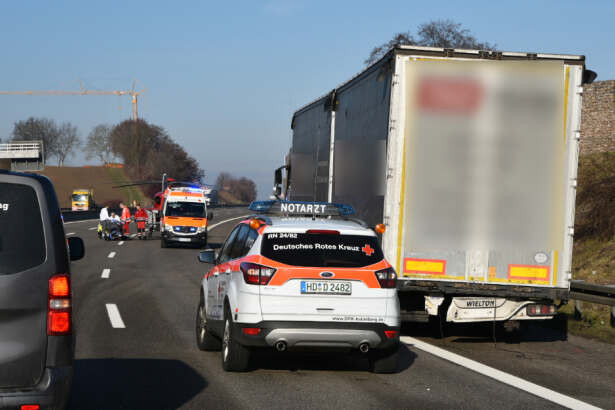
<box><xmin>368</xmin><ymin>344</ymin><xmax>400</xmax><ymax>374</ymax></box>
<box><xmin>196</xmin><ymin>293</ymin><xmax>221</xmax><ymax>351</ymax></box>
<box><xmin>221</xmin><ymin>305</ymin><xmax>250</xmax><ymax>372</ymax></box>
<box><xmin>161</xmin><ymin>238</ymin><xmax>168</xmax><ymax>248</ymax></box>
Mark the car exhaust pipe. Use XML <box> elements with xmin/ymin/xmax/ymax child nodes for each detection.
<box><xmin>275</xmin><ymin>341</ymin><xmax>287</xmax><ymax>352</ymax></box>
<box><xmin>359</xmin><ymin>343</ymin><xmax>369</xmax><ymax>354</ymax></box>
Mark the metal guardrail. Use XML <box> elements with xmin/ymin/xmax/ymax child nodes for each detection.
<box><xmin>570</xmin><ymin>280</ymin><xmax>615</xmax><ymax>327</ymax></box>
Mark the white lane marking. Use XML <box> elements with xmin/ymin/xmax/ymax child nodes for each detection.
<box><xmin>118</xmin><ymin>241</ymin><xmax>124</xmax><ymax>246</ymax></box>
<box><xmin>89</xmin><ymin>227</ymin><xmax>98</xmax><ymax>230</ymax></box>
<box><xmin>63</xmin><ymin>218</ymin><xmax>98</xmax><ymax>225</ymax></box>
<box><xmin>101</xmin><ymin>269</ymin><xmax>110</xmax><ymax>279</ymax></box>
<box><xmin>108</xmin><ymin>252</ymin><xmax>116</xmax><ymax>258</ymax></box>
<box><xmin>105</xmin><ymin>304</ymin><xmax>125</xmax><ymax>328</ymax></box>
<box><xmin>207</xmin><ymin>215</ymin><xmax>251</xmax><ymax>231</ymax></box>
<box><xmin>130</xmin><ymin>234</ymin><xmax>137</xmax><ymax>238</ymax></box>
<box><xmin>401</xmin><ymin>336</ymin><xmax>601</xmax><ymax>410</ymax></box>
<box><xmin>66</xmin><ymin>232</ymin><xmax>76</xmax><ymax>236</ymax></box>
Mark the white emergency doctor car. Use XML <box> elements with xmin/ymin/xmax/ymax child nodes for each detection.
<box><xmin>195</xmin><ymin>201</ymin><xmax>401</xmax><ymax>373</ymax></box>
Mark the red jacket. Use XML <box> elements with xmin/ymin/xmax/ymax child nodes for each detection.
<box><xmin>135</xmin><ymin>209</ymin><xmax>148</xmax><ymax>229</ymax></box>
<box><xmin>121</xmin><ymin>207</ymin><xmax>131</xmax><ymax>222</ymax></box>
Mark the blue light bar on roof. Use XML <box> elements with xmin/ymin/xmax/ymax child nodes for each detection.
<box><xmin>248</xmin><ymin>200</ymin><xmax>354</xmax><ymax>216</ymax></box>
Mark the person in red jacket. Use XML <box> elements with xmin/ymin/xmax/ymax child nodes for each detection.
<box><xmin>134</xmin><ymin>204</ymin><xmax>148</xmax><ymax>239</ymax></box>
<box><xmin>120</xmin><ymin>202</ymin><xmax>131</xmax><ymax>237</ymax></box>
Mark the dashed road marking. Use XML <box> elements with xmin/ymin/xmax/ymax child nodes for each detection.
<box><xmin>66</xmin><ymin>232</ymin><xmax>76</xmax><ymax>236</ymax></box>
<box><xmin>130</xmin><ymin>233</ymin><xmax>137</xmax><ymax>238</ymax></box>
<box><xmin>101</xmin><ymin>269</ymin><xmax>110</xmax><ymax>279</ymax></box>
<box><xmin>89</xmin><ymin>227</ymin><xmax>98</xmax><ymax>230</ymax></box>
<box><xmin>118</xmin><ymin>241</ymin><xmax>124</xmax><ymax>246</ymax></box>
<box><xmin>401</xmin><ymin>336</ymin><xmax>600</xmax><ymax>410</ymax></box>
<box><xmin>105</xmin><ymin>304</ymin><xmax>125</xmax><ymax>328</ymax></box>
<box><xmin>108</xmin><ymin>252</ymin><xmax>116</xmax><ymax>258</ymax></box>
<box><xmin>208</xmin><ymin>215</ymin><xmax>251</xmax><ymax>231</ymax></box>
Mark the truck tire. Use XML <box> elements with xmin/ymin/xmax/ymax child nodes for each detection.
<box><xmin>368</xmin><ymin>344</ymin><xmax>400</xmax><ymax>374</ymax></box>
<box><xmin>221</xmin><ymin>305</ymin><xmax>250</xmax><ymax>372</ymax></box>
<box><xmin>196</xmin><ymin>293</ymin><xmax>221</xmax><ymax>351</ymax></box>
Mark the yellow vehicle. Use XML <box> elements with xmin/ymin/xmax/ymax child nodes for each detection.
<box><xmin>71</xmin><ymin>189</ymin><xmax>95</xmax><ymax>211</ymax></box>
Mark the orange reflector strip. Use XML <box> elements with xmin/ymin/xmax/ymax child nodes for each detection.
<box><xmin>507</xmin><ymin>265</ymin><xmax>550</xmax><ymax>281</ymax></box>
<box><xmin>404</xmin><ymin>258</ymin><xmax>446</xmax><ymax>275</ymax></box>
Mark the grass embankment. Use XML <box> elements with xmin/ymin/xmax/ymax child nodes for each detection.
<box><xmin>105</xmin><ymin>167</ymin><xmax>148</xmax><ymax>206</ymax></box>
<box><xmin>35</xmin><ymin>165</ymin><xmax>147</xmax><ymax>208</ymax></box>
<box><xmin>564</xmin><ymin>152</ymin><xmax>615</xmax><ymax>343</ymax></box>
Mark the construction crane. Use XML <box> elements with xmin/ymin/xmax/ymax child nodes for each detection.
<box><xmin>0</xmin><ymin>80</ymin><xmax>146</xmax><ymax>121</ymax></box>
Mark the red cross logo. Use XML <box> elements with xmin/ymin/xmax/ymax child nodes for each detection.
<box><xmin>362</xmin><ymin>244</ymin><xmax>375</xmax><ymax>256</ymax></box>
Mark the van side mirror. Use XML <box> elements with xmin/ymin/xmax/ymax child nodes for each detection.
<box><xmin>198</xmin><ymin>249</ymin><xmax>216</xmax><ymax>264</ymax></box>
<box><xmin>273</xmin><ymin>168</ymin><xmax>283</xmax><ymax>197</ymax></box>
<box><xmin>68</xmin><ymin>237</ymin><xmax>85</xmax><ymax>261</ymax></box>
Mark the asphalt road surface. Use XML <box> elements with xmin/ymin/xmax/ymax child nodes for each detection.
<box><xmin>64</xmin><ymin>208</ymin><xmax>615</xmax><ymax>410</ymax></box>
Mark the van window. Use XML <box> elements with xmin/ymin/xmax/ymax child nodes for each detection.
<box><xmin>0</xmin><ymin>183</ymin><xmax>46</xmax><ymax>275</ymax></box>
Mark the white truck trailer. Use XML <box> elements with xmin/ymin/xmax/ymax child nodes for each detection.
<box><xmin>276</xmin><ymin>45</ymin><xmax>595</xmax><ymax>328</ymax></box>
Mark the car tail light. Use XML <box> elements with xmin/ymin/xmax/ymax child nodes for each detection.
<box><xmin>375</xmin><ymin>267</ymin><xmax>397</xmax><ymax>288</ymax></box>
<box><xmin>21</xmin><ymin>405</ymin><xmax>40</xmax><ymax>410</ymax></box>
<box><xmin>48</xmin><ymin>274</ymin><xmax>71</xmax><ymax>336</ymax></box>
<box><xmin>306</xmin><ymin>229</ymin><xmax>339</xmax><ymax>235</ymax></box>
<box><xmin>240</xmin><ymin>262</ymin><xmax>277</xmax><ymax>285</ymax></box>
<box><xmin>526</xmin><ymin>304</ymin><xmax>556</xmax><ymax>316</ymax></box>
<box><xmin>242</xmin><ymin>327</ymin><xmax>261</xmax><ymax>336</ymax></box>
<box><xmin>384</xmin><ymin>330</ymin><xmax>399</xmax><ymax>339</ymax></box>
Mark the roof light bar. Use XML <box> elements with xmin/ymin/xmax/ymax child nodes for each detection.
<box><xmin>248</xmin><ymin>200</ymin><xmax>355</xmax><ymax>216</ymax></box>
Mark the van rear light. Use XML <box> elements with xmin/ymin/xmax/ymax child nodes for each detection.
<box><xmin>48</xmin><ymin>274</ymin><xmax>71</xmax><ymax>336</ymax></box>
<box><xmin>375</xmin><ymin>267</ymin><xmax>397</xmax><ymax>288</ymax></box>
<box><xmin>240</xmin><ymin>262</ymin><xmax>276</xmax><ymax>285</ymax></box>
<box><xmin>48</xmin><ymin>311</ymin><xmax>70</xmax><ymax>334</ymax></box>
<box><xmin>242</xmin><ymin>327</ymin><xmax>261</xmax><ymax>335</ymax></box>
<box><xmin>526</xmin><ymin>304</ymin><xmax>556</xmax><ymax>316</ymax></box>
<box><xmin>49</xmin><ymin>275</ymin><xmax>70</xmax><ymax>297</ymax></box>
<box><xmin>306</xmin><ymin>229</ymin><xmax>339</xmax><ymax>235</ymax></box>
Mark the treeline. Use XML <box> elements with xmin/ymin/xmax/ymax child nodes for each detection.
<box><xmin>5</xmin><ymin>117</ymin><xmax>80</xmax><ymax>166</ymax></box>
<box><xmin>6</xmin><ymin>116</ymin><xmax>203</xmax><ymax>196</ymax></box>
<box><xmin>215</xmin><ymin>172</ymin><xmax>257</xmax><ymax>203</ymax></box>
<box><xmin>108</xmin><ymin>119</ymin><xmax>203</xmax><ymax>196</ymax></box>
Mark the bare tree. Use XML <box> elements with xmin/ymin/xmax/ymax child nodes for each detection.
<box><xmin>52</xmin><ymin>122</ymin><xmax>80</xmax><ymax>166</ymax></box>
<box><xmin>215</xmin><ymin>172</ymin><xmax>257</xmax><ymax>202</ymax></box>
<box><xmin>85</xmin><ymin>124</ymin><xmax>115</xmax><ymax>164</ymax></box>
<box><xmin>365</xmin><ymin>19</ymin><xmax>496</xmax><ymax>65</ymax></box>
<box><xmin>11</xmin><ymin>117</ymin><xmax>60</xmax><ymax>160</ymax></box>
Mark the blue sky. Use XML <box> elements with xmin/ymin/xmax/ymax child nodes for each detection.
<box><xmin>1</xmin><ymin>0</ymin><xmax>613</xmax><ymax>198</ymax></box>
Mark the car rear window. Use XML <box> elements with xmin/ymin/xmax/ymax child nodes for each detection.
<box><xmin>0</xmin><ymin>183</ymin><xmax>46</xmax><ymax>275</ymax></box>
<box><xmin>261</xmin><ymin>232</ymin><xmax>383</xmax><ymax>267</ymax></box>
